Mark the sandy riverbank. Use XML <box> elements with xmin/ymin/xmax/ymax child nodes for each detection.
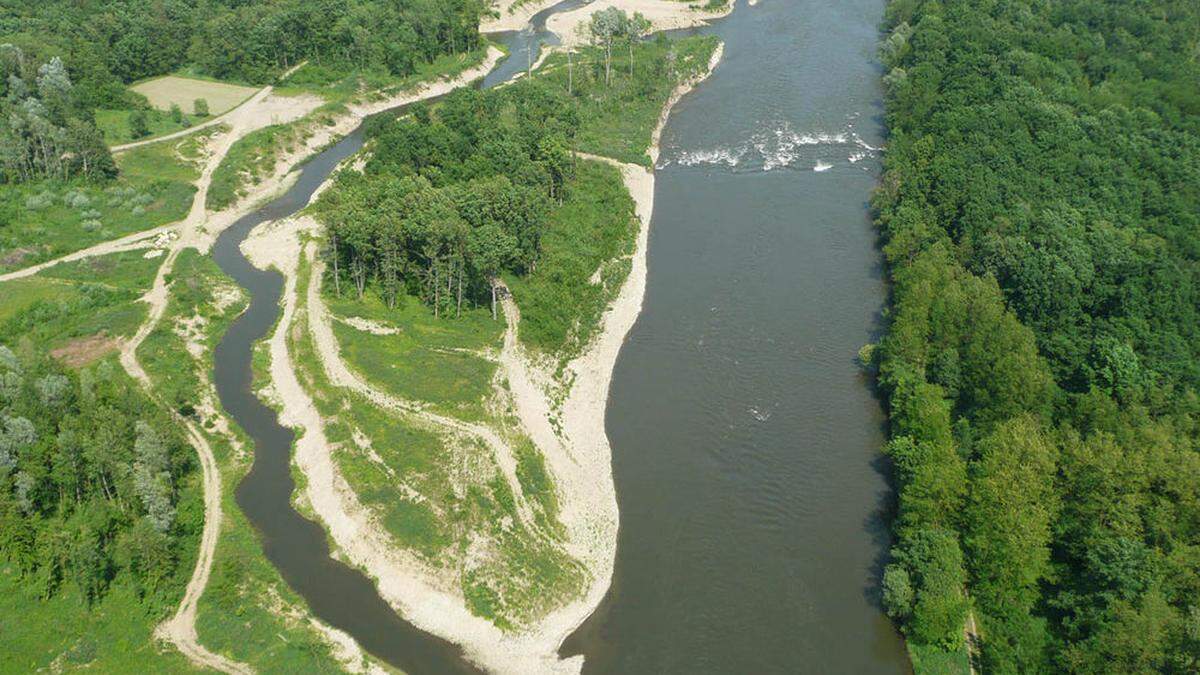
<box><xmin>548</xmin><ymin>0</ymin><xmax>733</xmax><ymax>46</ymax></box>
<box><xmin>481</xmin><ymin>0</ymin><xmax>562</xmax><ymax>33</ymax></box>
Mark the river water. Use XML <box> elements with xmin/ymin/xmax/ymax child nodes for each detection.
<box><xmin>561</xmin><ymin>0</ymin><xmax>910</xmax><ymax>672</ymax></box>
<box><xmin>210</xmin><ymin>0</ymin><xmax>906</xmax><ymax>672</ymax></box>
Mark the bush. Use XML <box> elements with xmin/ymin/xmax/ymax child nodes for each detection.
<box><xmin>169</xmin><ymin>103</ymin><xmax>183</xmax><ymax>123</ymax></box>
<box><xmin>193</xmin><ymin>98</ymin><xmax>209</xmax><ymax>117</ymax></box>
<box><xmin>129</xmin><ymin>108</ymin><xmax>150</xmax><ymax>139</ymax></box>
<box><xmin>24</xmin><ymin>192</ymin><xmax>55</xmax><ymax>210</ymax></box>
<box><xmin>63</xmin><ymin>190</ymin><xmax>91</xmax><ymax>208</ymax></box>
<box><xmin>81</xmin><ymin>219</ymin><xmax>102</xmax><ymax>232</ymax></box>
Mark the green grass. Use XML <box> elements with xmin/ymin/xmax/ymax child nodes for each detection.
<box><xmin>908</xmin><ymin>640</ymin><xmax>971</xmax><ymax>675</ymax></box>
<box><xmin>96</xmin><ymin>108</ymin><xmax>207</xmax><ymax>146</ymax></box>
<box><xmin>505</xmin><ymin>159</ymin><xmax>638</xmax><ymax>360</ymax></box>
<box><xmin>0</xmin><ymin>176</ymin><xmax>194</xmax><ymax>274</ymax></box>
<box><xmin>327</xmin><ymin>291</ymin><xmax>503</xmax><ymax>420</ymax></box>
<box><xmin>537</xmin><ymin>35</ymin><xmax>720</xmax><ymax>166</ymax></box>
<box><xmin>117</xmin><ymin>126</ymin><xmax>224</xmax><ymax>184</ymax></box>
<box><xmin>0</xmin><ymin>249</ymin><xmax>163</xmax><ymax>349</ymax></box>
<box><xmin>0</xmin><ymin>564</ymin><xmax>198</xmax><ymax>674</ymax></box>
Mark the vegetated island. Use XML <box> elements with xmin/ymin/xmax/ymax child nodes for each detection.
<box><xmin>241</xmin><ymin>25</ymin><xmax>725</xmax><ymax>674</ymax></box>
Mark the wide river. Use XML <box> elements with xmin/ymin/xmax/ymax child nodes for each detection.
<box><xmin>562</xmin><ymin>0</ymin><xmax>910</xmax><ymax>672</ymax></box>
<box><xmin>210</xmin><ymin>0</ymin><xmax>908</xmax><ymax>672</ymax></box>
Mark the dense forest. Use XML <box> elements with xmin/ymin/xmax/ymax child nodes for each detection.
<box><xmin>874</xmin><ymin>0</ymin><xmax>1200</xmax><ymax>671</ymax></box>
<box><xmin>0</xmin><ymin>345</ymin><xmax>200</xmax><ymax>609</ymax></box>
<box><xmin>315</xmin><ymin>79</ymin><xmax>574</xmax><ymax>319</ymax></box>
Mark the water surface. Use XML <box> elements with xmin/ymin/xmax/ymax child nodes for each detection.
<box><xmin>562</xmin><ymin>0</ymin><xmax>910</xmax><ymax>671</ymax></box>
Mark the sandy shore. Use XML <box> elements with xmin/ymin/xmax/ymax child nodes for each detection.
<box><xmin>481</xmin><ymin>0</ymin><xmax>562</xmax><ymax>33</ymax></box>
<box><xmin>548</xmin><ymin>0</ymin><xmax>733</xmax><ymax>46</ymax></box>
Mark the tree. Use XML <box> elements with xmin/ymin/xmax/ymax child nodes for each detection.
<box><xmin>588</xmin><ymin>8</ymin><xmax>628</xmax><ymax>86</ymax></box>
<box><xmin>128</xmin><ymin>108</ymin><xmax>150</xmax><ymax>139</ymax></box>
<box><xmin>193</xmin><ymin>98</ymin><xmax>209</xmax><ymax>117</ymax></box>
<box><xmin>627</xmin><ymin>12</ymin><xmax>651</xmax><ymax>77</ymax></box>
<box><xmin>169</xmin><ymin>102</ymin><xmax>183</xmax><ymax>124</ymax></box>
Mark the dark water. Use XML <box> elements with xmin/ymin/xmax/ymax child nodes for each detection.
<box><xmin>561</xmin><ymin>0</ymin><xmax>910</xmax><ymax>672</ymax></box>
<box><xmin>207</xmin><ymin>8</ymin><xmax>593</xmax><ymax>671</ymax></box>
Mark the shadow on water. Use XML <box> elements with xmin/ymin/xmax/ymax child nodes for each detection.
<box><xmin>209</xmin><ymin>1</ymin><xmax>593</xmax><ymax>671</ymax></box>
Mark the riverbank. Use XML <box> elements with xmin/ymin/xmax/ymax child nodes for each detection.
<box><xmin>547</xmin><ymin>0</ymin><xmax>733</xmax><ymax>46</ymax></box>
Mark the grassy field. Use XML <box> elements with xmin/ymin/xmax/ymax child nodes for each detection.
<box><xmin>327</xmin><ymin>291</ymin><xmax>503</xmax><ymax>421</ymax></box>
<box><xmin>908</xmin><ymin>640</ymin><xmax>971</xmax><ymax>675</ymax></box>
<box><xmin>0</xmin><ymin>249</ymin><xmax>163</xmax><ymax>362</ymax></box>
<box><xmin>0</xmin><ymin>128</ymin><xmax>210</xmax><ymax>274</ymax></box>
<box><xmin>131</xmin><ymin>76</ymin><xmax>258</xmax><ymax>116</ymax></box>
<box><xmin>96</xmin><ymin>107</ymin><xmax>207</xmax><ymax>145</ymax></box>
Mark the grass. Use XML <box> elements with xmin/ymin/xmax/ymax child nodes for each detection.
<box><xmin>0</xmin><ymin>249</ymin><xmax>163</xmax><ymax>351</ymax></box>
<box><xmin>96</xmin><ymin>108</ymin><xmax>207</xmax><ymax>146</ymax></box>
<box><xmin>117</xmin><ymin>126</ymin><xmax>224</xmax><ymax>184</ymax></box>
<box><xmin>205</xmin><ymin>116</ymin><xmax>334</xmax><ymax>211</ymax></box>
<box><xmin>0</xmin><ymin>563</ymin><xmax>198</xmax><ymax>673</ymax></box>
<box><xmin>327</xmin><ymin>291</ymin><xmax>503</xmax><ymax>421</ymax></box>
<box><xmin>131</xmin><ymin>75</ymin><xmax>258</xmax><ymax>116</ymax></box>
<box><xmin>0</xmin><ymin>175</ymin><xmax>194</xmax><ymax>274</ymax></box>
<box><xmin>908</xmin><ymin>640</ymin><xmax>971</xmax><ymax>675</ymax></box>
<box><xmin>505</xmin><ymin>159</ymin><xmax>638</xmax><ymax>360</ymax></box>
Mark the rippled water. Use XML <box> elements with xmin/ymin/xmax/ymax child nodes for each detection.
<box><xmin>562</xmin><ymin>0</ymin><xmax>911</xmax><ymax>671</ymax></box>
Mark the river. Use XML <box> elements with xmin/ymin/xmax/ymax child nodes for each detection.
<box><xmin>561</xmin><ymin>0</ymin><xmax>910</xmax><ymax>672</ymax></box>
<box><xmin>211</xmin><ymin>0</ymin><xmax>907</xmax><ymax>672</ymax></box>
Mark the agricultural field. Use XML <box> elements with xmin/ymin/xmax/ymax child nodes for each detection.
<box><xmin>131</xmin><ymin>76</ymin><xmax>259</xmax><ymax>117</ymax></box>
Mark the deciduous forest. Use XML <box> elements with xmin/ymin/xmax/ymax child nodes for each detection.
<box><xmin>874</xmin><ymin>0</ymin><xmax>1200</xmax><ymax>671</ymax></box>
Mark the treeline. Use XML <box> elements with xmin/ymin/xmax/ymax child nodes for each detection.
<box><xmin>0</xmin><ymin>346</ymin><xmax>199</xmax><ymax>607</ymax></box>
<box><xmin>0</xmin><ymin>0</ymin><xmax>488</xmax><ymax>104</ymax></box>
<box><xmin>314</xmin><ymin>80</ymin><xmax>577</xmax><ymax>318</ymax></box>
<box><xmin>0</xmin><ymin>46</ymin><xmax>116</xmax><ymax>183</ymax></box>
<box><xmin>874</xmin><ymin>0</ymin><xmax>1200</xmax><ymax>672</ymax></box>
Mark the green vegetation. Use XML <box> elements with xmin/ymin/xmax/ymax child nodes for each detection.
<box><xmin>875</xmin><ymin>0</ymin><xmax>1200</xmax><ymax>672</ymax></box>
<box><xmin>0</xmin><ymin>347</ymin><xmax>203</xmax><ymax>663</ymax></box>
<box><xmin>95</xmin><ymin>108</ymin><xmax>204</xmax><ymax>146</ymax></box>
<box><xmin>292</xmin><ymin>254</ymin><xmax>586</xmax><ymax>627</ymax></box>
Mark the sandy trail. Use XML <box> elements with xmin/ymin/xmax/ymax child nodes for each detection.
<box><xmin>547</xmin><ymin>0</ymin><xmax>733</xmax><ymax>46</ymax></box>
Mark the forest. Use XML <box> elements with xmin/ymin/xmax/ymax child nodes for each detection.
<box><xmin>874</xmin><ymin>0</ymin><xmax>1200</xmax><ymax>672</ymax></box>
<box><xmin>0</xmin><ymin>345</ymin><xmax>200</xmax><ymax>612</ymax></box>
<box><xmin>0</xmin><ymin>0</ymin><xmax>488</xmax><ymax>185</ymax></box>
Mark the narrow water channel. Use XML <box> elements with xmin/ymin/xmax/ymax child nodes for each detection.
<box><xmin>208</xmin><ymin>6</ymin><xmax>588</xmax><ymax>670</ymax></box>
<box><xmin>562</xmin><ymin>0</ymin><xmax>910</xmax><ymax>672</ymax></box>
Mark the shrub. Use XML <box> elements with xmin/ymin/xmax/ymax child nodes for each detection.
<box><xmin>193</xmin><ymin>98</ymin><xmax>209</xmax><ymax>117</ymax></box>
<box><xmin>24</xmin><ymin>192</ymin><xmax>55</xmax><ymax>210</ymax></box>
<box><xmin>129</xmin><ymin>108</ymin><xmax>150</xmax><ymax>139</ymax></box>
<box><xmin>63</xmin><ymin>190</ymin><xmax>91</xmax><ymax>208</ymax></box>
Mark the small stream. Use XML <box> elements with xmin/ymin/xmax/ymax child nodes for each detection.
<box><xmin>209</xmin><ymin>4</ymin><xmax>587</xmax><ymax>670</ymax></box>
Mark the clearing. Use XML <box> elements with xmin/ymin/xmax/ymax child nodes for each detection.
<box><xmin>131</xmin><ymin>76</ymin><xmax>259</xmax><ymax>116</ymax></box>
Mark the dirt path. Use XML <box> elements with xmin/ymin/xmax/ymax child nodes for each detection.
<box><xmin>0</xmin><ymin>224</ymin><xmax>172</xmax><ymax>283</ymax></box>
